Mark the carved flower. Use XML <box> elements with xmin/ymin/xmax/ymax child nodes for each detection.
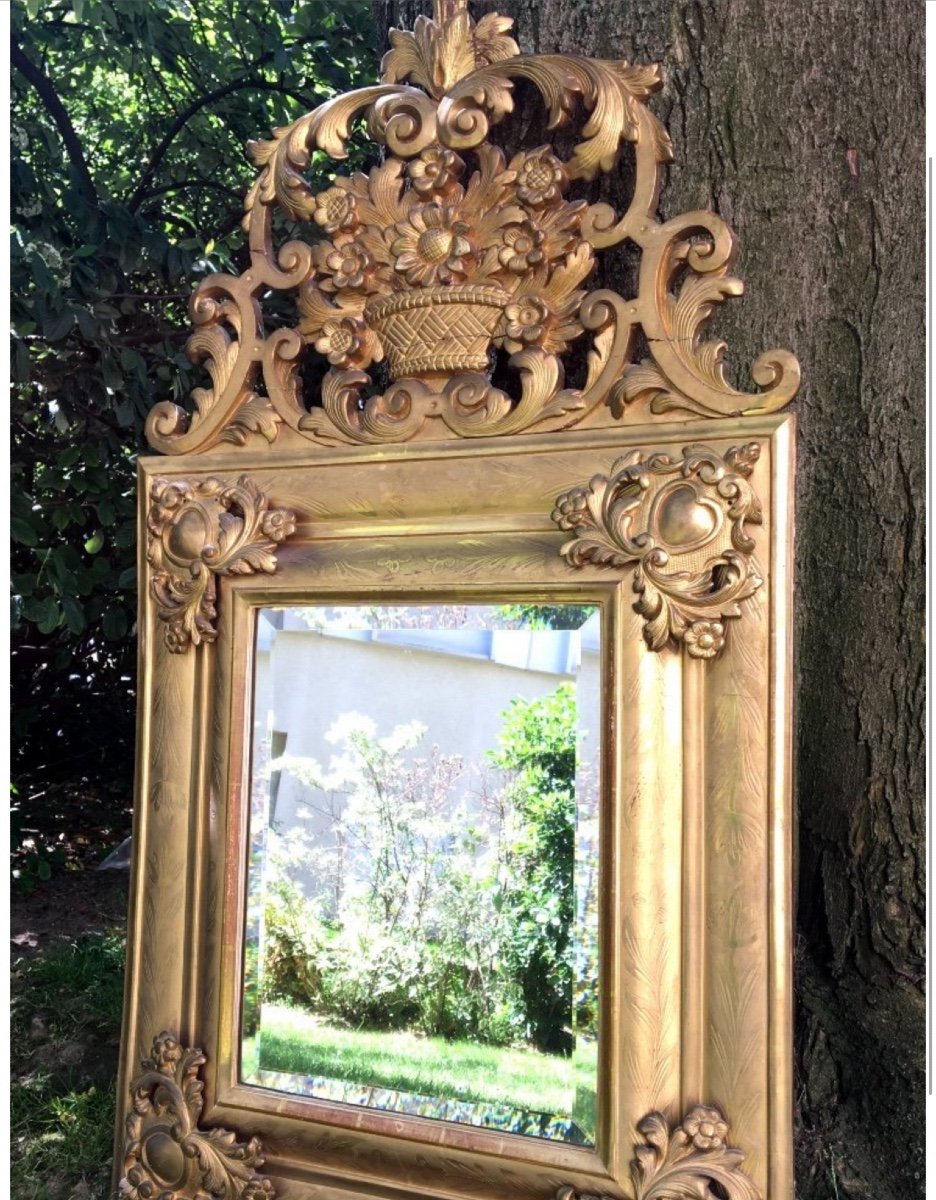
<box><xmin>504</xmin><ymin>296</ymin><xmax>550</xmax><ymax>347</ymax></box>
<box><xmin>164</xmin><ymin>620</ymin><xmax>190</xmax><ymax>655</ymax></box>
<box><xmin>407</xmin><ymin>147</ymin><xmax>464</xmax><ymax>197</ymax></box>
<box><xmin>551</xmin><ymin>487</ymin><xmax>591</xmax><ymax>533</ymax></box>
<box><xmin>243</xmin><ymin>1179</ymin><xmax>277</xmax><ymax>1199</ymax></box>
<box><xmin>322</xmin><ymin>241</ymin><xmax>372</xmax><ymax>290</ymax></box>
<box><xmin>312</xmin><ymin>186</ymin><xmax>357</xmax><ymax>235</ymax></box>
<box><xmin>513</xmin><ymin>148</ymin><xmax>566</xmax><ymax>208</ymax></box>
<box><xmin>391</xmin><ymin>205</ymin><xmax>473</xmax><ymax>285</ymax></box>
<box><xmin>151</xmin><ymin>1031</ymin><xmax>182</xmax><ymax>1070</ymax></box>
<box><xmin>683</xmin><ymin>621</ymin><xmax>726</xmax><ymax>660</ymax></box>
<box><xmin>261</xmin><ymin>508</ymin><xmax>297</xmax><ymax>542</ymax></box>
<box><xmin>498</xmin><ymin>220</ymin><xmax>546</xmax><ymax>273</ymax></box>
<box><xmin>681</xmin><ymin>1105</ymin><xmax>729</xmax><ymax>1149</ymax></box>
<box><xmin>119</xmin><ymin>1167</ymin><xmax>151</xmax><ymax>1200</ymax></box>
<box><xmin>314</xmin><ymin>316</ymin><xmax>368</xmax><ymax>368</ymax></box>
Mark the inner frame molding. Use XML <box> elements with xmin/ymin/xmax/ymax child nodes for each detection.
<box><xmin>114</xmin><ymin>2</ymin><xmax>797</xmax><ymax>1198</ymax></box>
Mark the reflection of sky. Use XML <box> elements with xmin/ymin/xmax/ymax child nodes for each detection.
<box><xmin>257</xmin><ymin>606</ymin><xmax>598</xmax><ymax>676</ymax></box>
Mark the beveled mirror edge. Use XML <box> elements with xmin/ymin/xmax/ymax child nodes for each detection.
<box><xmin>115</xmin><ymin>413</ymin><xmax>794</xmax><ymax>1200</ymax></box>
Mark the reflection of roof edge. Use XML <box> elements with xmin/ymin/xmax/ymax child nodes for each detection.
<box><xmin>261</xmin><ymin>624</ymin><xmax>584</xmax><ymax>677</ymax></box>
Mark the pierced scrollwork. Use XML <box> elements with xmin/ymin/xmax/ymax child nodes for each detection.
<box><xmin>552</xmin><ymin>443</ymin><xmax>763</xmax><ymax>657</ymax></box>
<box><xmin>147</xmin><ymin>475</ymin><xmax>296</xmax><ymax>653</ymax></box>
<box><xmin>146</xmin><ymin>0</ymin><xmax>798</xmax><ymax>455</ymax></box>
<box><xmin>555</xmin><ymin>1104</ymin><xmax>759</xmax><ymax>1200</ymax></box>
<box><xmin>120</xmin><ymin>1031</ymin><xmax>275</xmax><ymax>1200</ymax></box>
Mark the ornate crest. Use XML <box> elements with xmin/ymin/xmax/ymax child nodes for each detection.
<box><xmin>552</xmin><ymin>443</ymin><xmax>763</xmax><ymax>657</ymax></box>
<box><xmin>121</xmin><ymin>1032</ymin><xmax>275</xmax><ymax>1200</ymax></box>
<box><xmin>145</xmin><ymin>0</ymin><xmax>799</xmax><ymax>454</ymax></box>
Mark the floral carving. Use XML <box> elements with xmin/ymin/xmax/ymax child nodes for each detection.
<box><xmin>144</xmin><ymin>0</ymin><xmax>799</xmax><ymax>454</ymax></box>
<box><xmin>147</xmin><ymin>475</ymin><xmax>296</xmax><ymax>653</ymax></box>
<box><xmin>552</xmin><ymin>444</ymin><xmax>763</xmax><ymax>657</ymax></box>
<box><xmin>121</xmin><ymin>1031</ymin><xmax>275</xmax><ymax>1200</ymax></box>
<box><xmin>555</xmin><ymin>1104</ymin><xmax>759</xmax><ymax>1200</ymax></box>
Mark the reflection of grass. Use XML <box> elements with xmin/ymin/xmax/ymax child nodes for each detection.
<box><xmin>247</xmin><ymin>1003</ymin><xmax>597</xmax><ymax>1127</ymax></box>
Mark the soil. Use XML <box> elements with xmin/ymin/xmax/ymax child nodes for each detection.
<box><xmin>11</xmin><ymin>867</ymin><xmax>129</xmax><ymax>959</ymax></box>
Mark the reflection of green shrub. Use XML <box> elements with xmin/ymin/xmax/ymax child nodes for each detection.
<box><xmin>261</xmin><ymin>878</ymin><xmax>325</xmax><ymax>1009</ymax></box>
<box><xmin>259</xmin><ymin>690</ymin><xmax>581</xmax><ymax>1054</ymax></box>
<box><xmin>488</xmin><ymin>684</ymin><xmax>577</xmax><ymax>1056</ymax></box>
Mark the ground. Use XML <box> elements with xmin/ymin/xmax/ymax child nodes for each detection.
<box><xmin>11</xmin><ymin>868</ymin><xmax>129</xmax><ymax>1200</ymax></box>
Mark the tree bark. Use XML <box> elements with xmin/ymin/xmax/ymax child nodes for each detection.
<box><xmin>375</xmin><ymin>2</ymin><xmax>925</xmax><ymax>1196</ymax></box>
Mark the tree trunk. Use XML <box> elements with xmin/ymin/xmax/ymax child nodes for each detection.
<box><xmin>375</xmin><ymin>2</ymin><xmax>925</xmax><ymax>1197</ymax></box>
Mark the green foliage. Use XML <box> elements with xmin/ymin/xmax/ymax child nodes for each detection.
<box><xmin>488</xmin><ymin>684</ymin><xmax>577</xmax><ymax>1055</ymax></box>
<box><xmin>258</xmin><ymin>692</ymin><xmax>581</xmax><ymax>1056</ymax></box>
<box><xmin>11</xmin><ymin>931</ymin><xmax>128</xmax><ymax>1199</ymax></box>
<box><xmin>11</xmin><ymin>0</ymin><xmax>380</xmax><ymax>868</ymax></box>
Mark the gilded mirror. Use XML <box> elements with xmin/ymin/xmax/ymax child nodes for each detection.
<box><xmin>114</xmin><ymin>3</ymin><xmax>798</xmax><ymax>1199</ymax></box>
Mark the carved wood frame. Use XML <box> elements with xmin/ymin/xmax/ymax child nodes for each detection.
<box><xmin>114</xmin><ymin>3</ymin><xmax>797</xmax><ymax>1198</ymax></box>
<box><xmin>115</xmin><ymin>413</ymin><xmax>793</xmax><ymax>1200</ymax></box>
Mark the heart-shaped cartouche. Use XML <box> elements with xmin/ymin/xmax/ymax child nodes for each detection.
<box><xmin>650</xmin><ymin>482</ymin><xmax>722</xmax><ymax>550</ymax></box>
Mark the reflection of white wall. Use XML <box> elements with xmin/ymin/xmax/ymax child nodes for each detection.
<box><xmin>252</xmin><ymin>611</ymin><xmax>602</xmax><ymax>892</ymax></box>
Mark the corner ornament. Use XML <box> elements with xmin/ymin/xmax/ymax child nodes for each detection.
<box><xmin>552</xmin><ymin>443</ymin><xmax>762</xmax><ymax>658</ymax></box>
<box><xmin>145</xmin><ymin>0</ymin><xmax>799</xmax><ymax>454</ymax></box>
<box><xmin>147</xmin><ymin>475</ymin><xmax>296</xmax><ymax>653</ymax></box>
<box><xmin>557</xmin><ymin>1105</ymin><xmax>759</xmax><ymax>1200</ymax></box>
<box><xmin>121</xmin><ymin>1032</ymin><xmax>275</xmax><ymax>1200</ymax></box>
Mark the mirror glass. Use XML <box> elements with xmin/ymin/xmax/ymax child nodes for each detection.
<box><xmin>242</xmin><ymin>604</ymin><xmax>601</xmax><ymax>1146</ymax></box>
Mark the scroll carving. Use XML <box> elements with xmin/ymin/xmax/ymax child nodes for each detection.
<box><xmin>147</xmin><ymin>475</ymin><xmax>296</xmax><ymax>652</ymax></box>
<box><xmin>552</xmin><ymin>443</ymin><xmax>763</xmax><ymax>657</ymax></box>
<box><xmin>120</xmin><ymin>1031</ymin><xmax>275</xmax><ymax>1200</ymax></box>
<box><xmin>145</xmin><ymin>0</ymin><xmax>799</xmax><ymax>454</ymax></box>
<box><xmin>556</xmin><ymin>1104</ymin><xmax>759</xmax><ymax>1200</ymax></box>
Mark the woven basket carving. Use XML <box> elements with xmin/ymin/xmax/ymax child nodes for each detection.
<box><xmin>365</xmin><ymin>286</ymin><xmax>509</xmax><ymax>378</ymax></box>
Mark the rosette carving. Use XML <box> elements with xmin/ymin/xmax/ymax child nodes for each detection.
<box><xmin>148</xmin><ymin>0</ymin><xmax>799</xmax><ymax>454</ymax></box>
<box><xmin>552</xmin><ymin>444</ymin><xmax>763</xmax><ymax>657</ymax></box>
<box><xmin>556</xmin><ymin>1104</ymin><xmax>759</xmax><ymax>1200</ymax></box>
<box><xmin>120</xmin><ymin>1031</ymin><xmax>275</xmax><ymax>1200</ymax></box>
<box><xmin>147</xmin><ymin>475</ymin><xmax>296</xmax><ymax>652</ymax></box>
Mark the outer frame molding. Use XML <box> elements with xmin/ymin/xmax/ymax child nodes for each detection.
<box><xmin>115</xmin><ymin>413</ymin><xmax>794</xmax><ymax>1200</ymax></box>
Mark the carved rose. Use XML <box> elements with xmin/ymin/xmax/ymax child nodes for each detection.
<box><xmin>551</xmin><ymin>486</ymin><xmax>591</xmax><ymax>532</ymax></box>
<box><xmin>513</xmin><ymin>148</ymin><xmax>566</xmax><ymax>208</ymax></box>
<box><xmin>261</xmin><ymin>508</ymin><xmax>297</xmax><ymax>541</ymax></box>
<box><xmin>505</xmin><ymin>296</ymin><xmax>551</xmax><ymax>347</ymax></box>
<box><xmin>683</xmin><ymin>621</ymin><xmax>726</xmax><ymax>660</ymax></box>
<box><xmin>391</xmin><ymin>204</ymin><xmax>473</xmax><ymax>285</ymax></box>
<box><xmin>150</xmin><ymin>1031</ymin><xmax>181</xmax><ymax>1070</ymax></box>
<box><xmin>681</xmin><ymin>1105</ymin><xmax>730</xmax><ymax>1149</ymax></box>
<box><xmin>312</xmin><ymin>185</ymin><xmax>357</xmax><ymax>235</ymax></box>
<box><xmin>314</xmin><ymin>317</ymin><xmax>367</xmax><ymax>367</ymax></box>
<box><xmin>322</xmin><ymin>240</ymin><xmax>373</xmax><ymax>290</ymax></box>
<box><xmin>407</xmin><ymin>147</ymin><xmax>464</xmax><ymax>196</ymax></box>
<box><xmin>243</xmin><ymin>1179</ymin><xmax>277</xmax><ymax>1199</ymax></box>
<box><xmin>498</xmin><ymin>220</ymin><xmax>546</xmax><ymax>273</ymax></box>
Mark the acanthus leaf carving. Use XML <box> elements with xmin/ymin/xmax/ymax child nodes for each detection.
<box><xmin>121</xmin><ymin>1031</ymin><xmax>275</xmax><ymax>1200</ymax></box>
<box><xmin>555</xmin><ymin>1104</ymin><xmax>759</xmax><ymax>1200</ymax></box>
<box><xmin>148</xmin><ymin>0</ymin><xmax>799</xmax><ymax>455</ymax></box>
<box><xmin>146</xmin><ymin>475</ymin><xmax>296</xmax><ymax>653</ymax></box>
<box><xmin>552</xmin><ymin>443</ymin><xmax>763</xmax><ymax>657</ymax></box>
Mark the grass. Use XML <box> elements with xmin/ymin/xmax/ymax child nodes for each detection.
<box><xmin>11</xmin><ymin>931</ymin><xmax>126</xmax><ymax>1200</ymax></box>
<box><xmin>245</xmin><ymin>1003</ymin><xmax>597</xmax><ymax>1139</ymax></box>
